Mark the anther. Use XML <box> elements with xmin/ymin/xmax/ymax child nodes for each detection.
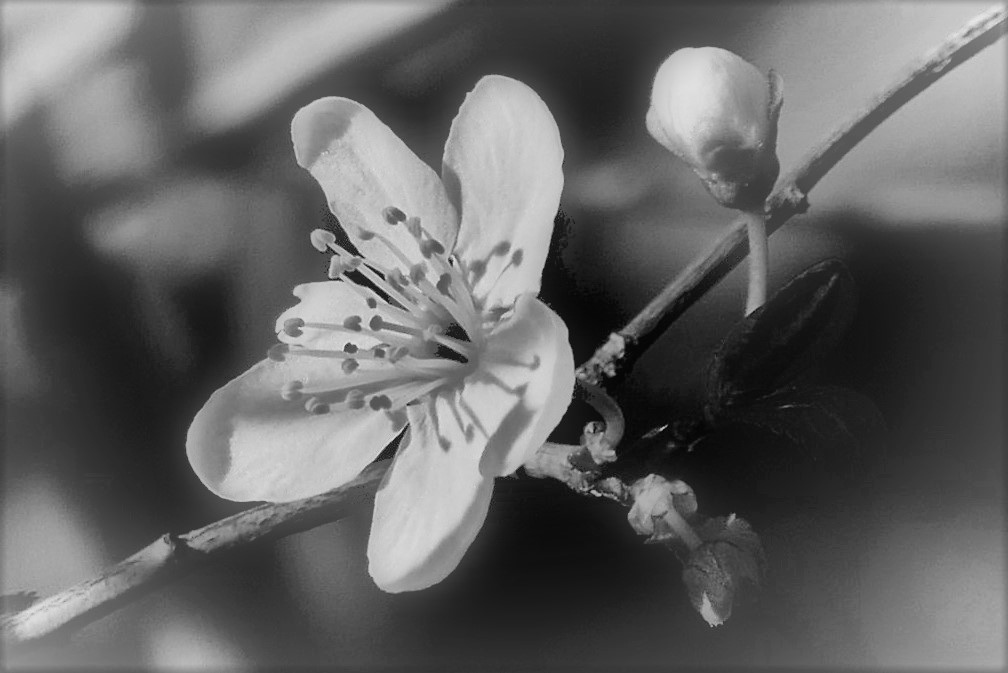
<box><xmin>369</xmin><ymin>315</ymin><xmax>385</xmax><ymax>331</ymax></box>
<box><xmin>372</xmin><ymin>346</ymin><xmax>387</xmax><ymax>359</ymax></box>
<box><xmin>420</xmin><ymin>239</ymin><xmax>445</xmax><ymax>258</ymax></box>
<box><xmin>283</xmin><ymin>317</ymin><xmax>305</xmax><ymax>337</ymax></box>
<box><xmin>469</xmin><ymin>259</ymin><xmax>487</xmax><ymax>280</ymax></box>
<box><xmin>343</xmin><ymin>315</ymin><xmax>363</xmax><ymax>331</ymax></box>
<box><xmin>341</xmin><ymin>359</ymin><xmax>359</xmax><ymax>374</ymax></box>
<box><xmin>409</xmin><ymin>263</ymin><xmax>427</xmax><ymax>284</ymax></box>
<box><xmin>358</xmin><ymin>229</ymin><xmax>376</xmax><ymax>241</ymax></box>
<box><xmin>281</xmin><ymin>380</ymin><xmax>304</xmax><ymax>401</ymax></box>
<box><xmin>369</xmin><ymin>395</ymin><xmax>392</xmax><ymax>410</ymax></box>
<box><xmin>304</xmin><ymin>396</ymin><xmax>329</xmax><ymax>414</ymax></box>
<box><xmin>436</xmin><ymin>273</ymin><xmax>452</xmax><ymax>295</ymax></box>
<box><xmin>386</xmin><ymin>268</ymin><xmax>408</xmax><ymax>288</ymax></box>
<box><xmin>511</xmin><ymin>249</ymin><xmax>524</xmax><ymax>267</ymax></box>
<box><xmin>327</xmin><ymin>256</ymin><xmax>345</xmax><ymax>279</ymax></box>
<box><xmin>366</xmin><ymin>297</ymin><xmax>378</xmax><ymax>309</ymax></box>
<box><xmin>267</xmin><ymin>344</ymin><xmax>289</xmax><ymax>361</ymax></box>
<box><xmin>343</xmin><ymin>342</ymin><xmax>358</xmax><ymax>354</ymax></box>
<box><xmin>382</xmin><ymin>206</ymin><xmax>407</xmax><ymax>225</ymax></box>
<box><xmin>346</xmin><ymin>389</ymin><xmax>365</xmax><ymax>410</ymax></box>
<box><xmin>492</xmin><ymin>241</ymin><xmax>511</xmax><ymax>256</ymax></box>
<box><xmin>405</xmin><ymin>216</ymin><xmax>422</xmax><ymax>238</ymax></box>
<box><xmin>310</xmin><ymin>229</ymin><xmax>336</xmax><ymax>252</ymax></box>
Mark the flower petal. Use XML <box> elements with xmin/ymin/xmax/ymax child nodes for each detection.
<box><xmin>442</xmin><ymin>75</ymin><xmax>564</xmax><ymax>310</ymax></box>
<box><xmin>291</xmin><ymin>97</ymin><xmax>459</xmax><ymax>270</ymax></box>
<box><xmin>470</xmin><ymin>294</ymin><xmax>575</xmax><ymax>477</ymax></box>
<box><xmin>275</xmin><ymin>281</ymin><xmax>387</xmax><ymax>351</ymax></box>
<box><xmin>186</xmin><ymin>358</ymin><xmax>404</xmax><ymax>503</ymax></box>
<box><xmin>367</xmin><ymin>400</ymin><xmax>493</xmax><ymax>592</ymax></box>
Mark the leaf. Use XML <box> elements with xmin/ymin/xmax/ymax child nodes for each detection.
<box><xmin>650</xmin><ymin>385</ymin><xmax>884</xmax><ymax>511</ymax></box>
<box><xmin>719</xmin><ymin>384</ymin><xmax>884</xmax><ymax>463</ymax></box>
<box><xmin>681</xmin><ymin>515</ymin><xmax>765</xmax><ymax>627</ymax></box>
<box><xmin>706</xmin><ymin>258</ymin><xmax>857</xmax><ymax>417</ymax></box>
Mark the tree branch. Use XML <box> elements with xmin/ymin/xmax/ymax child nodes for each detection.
<box><xmin>576</xmin><ymin>4</ymin><xmax>1007</xmax><ymax>388</ymax></box>
<box><xmin>2</xmin><ymin>462</ymin><xmax>389</xmax><ymax>649</ymax></box>
<box><xmin>4</xmin><ymin>5</ymin><xmax>1005</xmax><ymax>652</ymax></box>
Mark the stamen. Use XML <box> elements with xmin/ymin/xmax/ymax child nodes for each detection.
<box><xmin>355</xmin><ymin>262</ymin><xmax>416</xmax><ymax>312</ymax></box>
<box><xmin>281</xmin><ymin>380</ymin><xmax>304</xmax><ymax>401</ymax></box>
<box><xmin>373</xmin><ymin>232</ymin><xmax>418</xmax><ymax>274</ymax></box>
<box><xmin>327</xmin><ymin>255</ymin><xmax>345</xmax><ymax>279</ymax></box>
<box><xmin>380</xmin><ymin>376</ymin><xmax>452</xmax><ymax>411</ymax></box>
<box><xmin>346</xmin><ymin>389</ymin><xmax>365</xmax><ymax>409</ymax></box>
<box><xmin>343</xmin><ymin>315</ymin><xmax>363</xmax><ymax>331</ymax></box>
<box><xmin>409</xmin><ymin>262</ymin><xmax>427</xmax><ymax>284</ymax></box>
<box><xmin>283</xmin><ymin>317</ymin><xmax>305</xmax><ymax>337</ymax></box>
<box><xmin>388</xmin><ymin>346</ymin><xmax>410</xmax><ymax>363</ymax></box>
<box><xmin>469</xmin><ymin>259</ymin><xmax>487</xmax><ymax>279</ymax></box>
<box><xmin>480</xmin><ymin>248</ymin><xmax>526</xmax><ymax>302</ymax></box>
<box><xmin>369</xmin><ymin>394</ymin><xmax>392</xmax><ymax>410</ymax></box>
<box><xmin>405</xmin><ymin>216</ymin><xmax>422</xmax><ymax>238</ymax></box>
<box><xmin>310</xmin><ymin>229</ymin><xmax>337</xmax><ymax>252</ymax></box>
<box><xmin>304</xmin><ymin>396</ymin><xmax>330</xmax><ymax>414</ymax></box>
<box><xmin>268</xmin><ymin>344</ymin><xmax>289</xmax><ymax>361</ymax></box>
<box><xmin>341</xmin><ymin>359</ymin><xmax>359</xmax><ymax>374</ymax></box>
<box><xmin>382</xmin><ymin>206</ymin><xmax>406</xmax><ymax>225</ymax></box>
<box><xmin>419</xmin><ymin>239</ymin><xmax>445</xmax><ymax>258</ymax></box>
<box><xmin>492</xmin><ymin>241</ymin><xmax>511</xmax><ymax>256</ymax></box>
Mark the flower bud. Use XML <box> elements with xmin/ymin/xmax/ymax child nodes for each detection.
<box><xmin>646</xmin><ymin>47</ymin><xmax>783</xmax><ymax>210</ymax></box>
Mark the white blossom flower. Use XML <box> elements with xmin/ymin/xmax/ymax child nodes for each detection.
<box><xmin>186</xmin><ymin>76</ymin><xmax>574</xmax><ymax>592</ymax></box>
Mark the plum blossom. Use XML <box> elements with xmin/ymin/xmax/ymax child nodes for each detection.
<box><xmin>186</xmin><ymin>76</ymin><xmax>574</xmax><ymax>592</ymax></box>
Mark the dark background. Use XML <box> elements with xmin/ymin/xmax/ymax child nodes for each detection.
<box><xmin>2</xmin><ymin>1</ymin><xmax>1004</xmax><ymax>668</ymax></box>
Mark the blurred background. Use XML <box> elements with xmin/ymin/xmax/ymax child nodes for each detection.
<box><xmin>2</xmin><ymin>1</ymin><xmax>1004</xmax><ymax>669</ymax></box>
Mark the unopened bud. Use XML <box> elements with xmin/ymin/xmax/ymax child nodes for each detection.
<box><xmin>646</xmin><ymin>47</ymin><xmax>783</xmax><ymax>210</ymax></box>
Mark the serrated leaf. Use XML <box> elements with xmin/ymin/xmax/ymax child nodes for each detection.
<box><xmin>682</xmin><ymin>515</ymin><xmax>765</xmax><ymax>626</ymax></box>
<box><xmin>706</xmin><ymin>258</ymin><xmax>857</xmax><ymax>417</ymax></box>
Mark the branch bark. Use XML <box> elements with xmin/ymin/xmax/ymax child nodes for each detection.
<box><xmin>576</xmin><ymin>4</ymin><xmax>1007</xmax><ymax>387</ymax></box>
<box><xmin>2</xmin><ymin>462</ymin><xmax>389</xmax><ymax>648</ymax></box>
<box><xmin>4</xmin><ymin>4</ymin><xmax>1005</xmax><ymax>652</ymax></box>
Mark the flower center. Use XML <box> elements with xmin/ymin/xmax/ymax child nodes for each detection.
<box><xmin>269</xmin><ymin>205</ymin><xmax>505</xmax><ymax>422</ymax></box>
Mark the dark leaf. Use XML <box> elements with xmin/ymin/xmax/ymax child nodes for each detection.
<box><xmin>651</xmin><ymin>385</ymin><xmax>884</xmax><ymax>511</ymax></box>
<box><xmin>706</xmin><ymin>258</ymin><xmax>857</xmax><ymax>417</ymax></box>
<box><xmin>681</xmin><ymin>515</ymin><xmax>765</xmax><ymax>626</ymax></box>
<box><xmin>719</xmin><ymin>384</ymin><xmax>885</xmax><ymax>461</ymax></box>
